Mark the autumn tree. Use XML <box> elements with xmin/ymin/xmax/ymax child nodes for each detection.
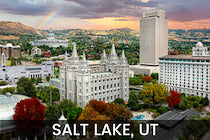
<box><xmin>142</xmin><ymin>76</ymin><xmax>152</xmax><ymax>83</ymax></box>
<box><xmin>13</xmin><ymin>98</ymin><xmax>46</xmax><ymax>134</ymax></box>
<box><xmin>167</xmin><ymin>90</ymin><xmax>181</xmax><ymax>108</ymax></box>
<box><xmin>141</xmin><ymin>83</ymin><xmax>168</xmax><ymax>105</ymax></box>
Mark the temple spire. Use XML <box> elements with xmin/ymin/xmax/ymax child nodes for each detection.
<box><xmin>102</xmin><ymin>49</ymin><xmax>106</xmax><ymax>59</ymax></box>
<box><xmin>65</xmin><ymin>50</ymin><xmax>68</xmax><ymax>61</ymax></box>
<box><xmin>82</xmin><ymin>51</ymin><xmax>86</xmax><ymax>62</ymax></box>
<box><xmin>1</xmin><ymin>53</ymin><xmax>6</xmax><ymax>67</ymax></box>
<box><xmin>122</xmin><ymin>49</ymin><xmax>125</xmax><ymax>58</ymax></box>
<box><xmin>71</xmin><ymin>42</ymin><xmax>78</xmax><ymax>60</ymax></box>
<box><xmin>111</xmin><ymin>43</ymin><xmax>116</xmax><ymax>55</ymax></box>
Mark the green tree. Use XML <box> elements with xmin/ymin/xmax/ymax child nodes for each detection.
<box><xmin>128</xmin><ymin>91</ymin><xmax>139</xmax><ymax>110</ymax></box>
<box><xmin>45</xmin><ymin>104</ymin><xmax>61</xmax><ymax>121</ymax></box>
<box><xmin>67</xmin><ymin>106</ymin><xmax>82</xmax><ymax>122</ymax></box>
<box><xmin>151</xmin><ymin>73</ymin><xmax>159</xmax><ymax>80</ymax></box>
<box><xmin>16</xmin><ymin>77</ymin><xmax>36</xmax><ymax>97</ymax></box>
<box><xmin>0</xmin><ymin>81</ymin><xmax>7</xmax><ymax>86</ymax></box>
<box><xmin>1</xmin><ymin>87</ymin><xmax>15</xmax><ymax>94</ymax></box>
<box><xmin>113</xmin><ymin>98</ymin><xmax>125</xmax><ymax>105</ymax></box>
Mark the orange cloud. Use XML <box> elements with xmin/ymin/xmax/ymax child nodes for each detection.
<box><xmin>85</xmin><ymin>17</ymin><xmax>139</xmax><ymax>30</ymax></box>
<box><xmin>84</xmin><ymin>17</ymin><xmax>210</xmax><ymax>30</ymax></box>
<box><xmin>168</xmin><ymin>19</ymin><xmax>210</xmax><ymax>30</ymax></box>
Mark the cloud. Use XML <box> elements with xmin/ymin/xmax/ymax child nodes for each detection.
<box><xmin>0</xmin><ymin>0</ymin><xmax>209</xmax><ymax>22</ymax></box>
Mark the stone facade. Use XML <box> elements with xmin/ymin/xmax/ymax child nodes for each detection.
<box><xmin>140</xmin><ymin>9</ymin><xmax>168</xmax><ymax>66</ymax></box>
<box><xmin>0</xmin><ymin>43</ymin><xmax>20</xmax><ymax>58</ymax></box>
<box><xmin>159</xmin><ymin>42</ymin><xmax>210</xmax><ymax>99</ymax></box>
<box><xmin>0</xmin><ymin>53</ymin><xmax>54</xmax><ymax>83</ymax></box>
<box><xmin>60</xmin><ymin>43</ymin><xmax>129</xmax><ymax>108</ymax></box>
<box><xmin>31</xmin><ymin>29</ymin><xmax>68</xmax><ymax>48</ymax></box>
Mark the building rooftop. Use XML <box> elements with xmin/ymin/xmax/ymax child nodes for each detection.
<box><xmin>160</xmin><ymin>54</ymin><xmax>210</xmax><ymax>60</ymax></box>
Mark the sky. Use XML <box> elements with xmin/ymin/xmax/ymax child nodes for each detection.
<box><xmin>0</xmin><ymin>0</ymin><xmax>209</xmax><ymax>30</ymax></box>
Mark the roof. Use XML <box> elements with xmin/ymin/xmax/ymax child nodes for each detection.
<box><xmin>153</xmin><ymin>109</ymin><xmax>200</xmax><ymax>129</ymax></box>
<box><xmin>0</xmin><ymin>94</ymin><xmax>30</xmax><ymax>120</ymax></box>
<box><xmin>160</xmin><ymin>54</ymin><xmax>210</xmax><ymax>60</ymax></box>
<box><xmin>50</xmin><ymin>78</ymin><xmax>60</xmax><ymax>82</ymax></box>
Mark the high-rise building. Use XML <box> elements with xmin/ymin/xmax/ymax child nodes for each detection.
<box><xmin>140</xmin><ymin>9</ymin><xmax>168</xmax><ymax>66</ymax></box>
<box><xmin>0</xmin><ymin>43</ymin><xmax>20</xmax><ymax>58</ymax></box>
<box><xmin>60</xmin><ymin>43</ymin><xmax>129</xmax><ymax>108</ymax></box>
<box><xmin>159</xmin><ymin>42</ymin><xmax>210</xmax><ymax>99</ymax></box>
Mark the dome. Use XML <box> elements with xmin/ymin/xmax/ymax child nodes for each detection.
<box><xmin>0</xmin><ymin>94</ymin><xmax>30</xmax><ymax>131</ymax></box>
<box><xmin>196</xmin><ymin>41</ymin><xmax>203</xmax><ymax>47</ymax></box>
<box><xmin>0</xmin><ymin>94</ymin><xmax>30</xmax><ymax>120</ymax></box>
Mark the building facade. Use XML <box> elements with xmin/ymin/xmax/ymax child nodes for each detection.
<box><xmin>31</xmin><ymin>29</ymin><xmax>68</xmax><ymax>48</ymax></box>
<box><xmin>31</xmin><ymin>46</ymin><xmax>42</xmax><ymax>56</ymax></box>
<box><xmin>0</xmin><ymin>43</ymin><xmax>20</xmax><ymax>58</ymax></box>
<box><xmin>0</xmin><ymin>53</ymin><xmax>54</xmax><ymax>83</ymax></box>
<box><xmin>159</xmin><ymin>42</ymin><xmax>210</xmax><ymax>99</ymax></box>
<box><xmin>140</xmin><ymin>9</ymin><xmax>168</xmax><ymax>66</ymax></box>
<box><xmin>60</xmin><ymin>43</ymin><xmax>129</xmax><ymax>108</ymax></box>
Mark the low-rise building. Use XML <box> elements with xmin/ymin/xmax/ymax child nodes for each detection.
<box><xmin>0</xmin><ymin>53</ymin><xmax>54</xmax><ymax>83</ymax></box>
<box><xmin>31</xmin><ymin>46</ymin><xmax>42</xmax><ymax>56</ymax></box>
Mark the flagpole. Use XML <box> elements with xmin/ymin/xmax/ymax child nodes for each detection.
<box><xmin>50</xmin><ymin>77</ymin><xmax>52</xmax><ymax>106</ymax></box>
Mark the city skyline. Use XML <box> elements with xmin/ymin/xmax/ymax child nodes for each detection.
<box><xmin>0</xmin><ymin>0</ymin><xmax>209</xmax><ymax>30</ymax></box>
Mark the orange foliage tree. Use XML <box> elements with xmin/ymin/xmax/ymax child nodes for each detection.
<box><xmin>78</xmin><ymin>99</ymin><xmax>132</xmax><ymax>121</ymax></box>
<box><xmin>167</xmin><ymin>90</ymin><xmax>181</xmax><ymax>108</ymax></box>
<box><xmin>143</xmin><ymin>76</ymin><xmax>152</xmax><ymax>83</ymax></box>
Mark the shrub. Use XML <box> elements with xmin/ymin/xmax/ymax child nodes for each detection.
<box><xmin>158</xmin><ymin>107</ymin><xmax>168</xmax><ymax>114</ymax></box>
<box><xmin>142</xmin><ymin>76</ymin><xmax>152</xmax><ymax>83</ymax></box>
<box><xmin>0</xmin><ymin>81</ymin><xmax>7</xmax><ymax>86</ymax></box>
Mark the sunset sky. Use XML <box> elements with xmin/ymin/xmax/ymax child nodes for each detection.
<box><xmin>0</xmin><ymin>0</ymin><xmax>209</xmax><ymax>30</ymax></box>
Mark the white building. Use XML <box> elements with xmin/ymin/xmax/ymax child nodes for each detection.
<box><xmin>31</xmin><ymin>29</ymin><xmax>68</xmax><ymax>48</ymax></box>
<box><xmin>192</xmin><ymin>41</ymin><xmax>208</xmax><ymax>56</ymax></box>
<box><xmin>130</xmin><ymin>10</ymin><xmax>168</xmax><ymax>75</ymax></box>
<box><xmin>31</xmin><ymin>46</ymin><xmax>42</xmax><ymax>56</ymax></box>
<box><xmin>140</xmin><ymin>9</ymin><xmax>168</xmax><ymax>66</ymax></box>
<box><xmin>159</xmin><ymin>42</ymin><xmax>210</xmax><ymax>99</ymax></box>
<box><xmin>60</xmin><ymin>43</ymin><xmax>129</xmax><ymax>108</ymax></box>
<box><xmin>0</xmin><ymin>53</ymin><xmax>54</xmax><ymax>83</ymax></box>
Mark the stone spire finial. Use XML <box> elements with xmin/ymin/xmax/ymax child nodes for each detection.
<box><xmin>102</xmin><ymin>49</ymin><xmax>106</xmax><ymax>59</ymax></box>
<box><xmin>65</xmin><ymin>50</ymin><xmax>68</xmax><ymax>61</ymax></box>
<box><xmin>71</xmin><ymin>42</ymin><xmax>78</xmax><ymax>60</ymax></box>
<box><xmin>122</xmin><ymin>49</ymin><xmax>125</xmax><ymax>58</ymax></box>
<box><xmin>82</xmin><ymin>51</ymin><xmax>86</xmax><ymax>61</ymax></box>
<box><xmin>111</xmin><ymin>43</ymin><xmax>116</xmax><ymax>55</ymax></box>
<box><xmin>1</xmin><ymin>53</ymin><xmax>6</xmax><ymax>67</ymax></box>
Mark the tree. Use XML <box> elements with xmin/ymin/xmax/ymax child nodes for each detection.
<box><xmin>128</xmin><ymin>91</ymin><xmax>139</xmax><ymax>110</ymax></box>
<box><xmin>200</xmin><ymin>97</ymin><xmax>209</xmax><ymax>106</ymax></box>
<box><xmin>78</xmin><ymin>100</ymin><xmax>132</xmax><ymax>121</ymax></box>
<box><xmin>17</xmin><ymin>77</ymin><xmax>36</xmax><ymax>97</ymax></box>
<box><xmin>142</xmin><ymin>76</ymin><xmax>152</xmax><ymax>83</ymax></box>
<box><xmin>13</xmin><ymin>98</ymin><xmax>46</xmax><ymax>134</ymax></box>
<box><xmin>59</xmin><ymin>99</ymin><xmax>75</xmax><ymax>117</ymax></box>
<box><xmin>67</xmin><ymin>106</ymin><xmax>82</xmax><ymax>122</ymax></box>
<box><xmin>0</xmin><ymin>81</ymin><xmax>7</xmax><ymax>86</ymax></box>
<box><xmin>151</xmin><ymin>73</ymin><xmax>159</xmax><ymax>80</ymax></box>
<box><xmin>141</xmin><ymin>83</ymin><xmax>168</xmax><ymax>105</ymax></box>
<box><xmin>1</xmin><ymin>87</ymin><xmax>15</xmax><ymax>94</ymax></box>
<box><xmin>167</xmin><ymin>90</ymin><xmax>181</xmax><ymax>108</ymax></box>
<box><xmin>114</xmin><ymin>98</ymin><xmax>125</xmax><ymax>105</ymax></box>
<box><xmin>45</xmin><ymin>104</ymin><xmax>61</xmax><ymax>121</ymax></box>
